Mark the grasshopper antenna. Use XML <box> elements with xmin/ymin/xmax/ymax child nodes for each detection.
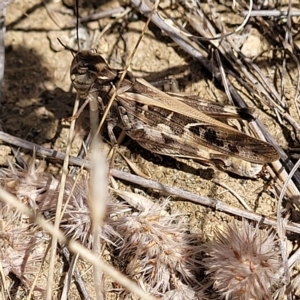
<box><xmin>56</xmin><ymin>0</ymin><xmax>81</xmax><ymax>55</ymax></box>
<box><xmin>57</xmin><ymin>38</ymin><xmax>77</xmax><ymax>56</ymax></box>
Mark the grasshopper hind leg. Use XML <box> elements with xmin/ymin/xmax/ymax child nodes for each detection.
<box><xmin>135</xmin><ymin>139</ymin><xmax>263</xmax><ymax>178</ymax></box>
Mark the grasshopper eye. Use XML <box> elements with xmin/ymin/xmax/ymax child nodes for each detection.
<box><xmin>70</xmin><ymin>73</ymin><xmax>76</xmax><ymax>82</ymax></box>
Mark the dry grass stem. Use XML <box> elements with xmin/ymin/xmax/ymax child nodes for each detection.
<box><xmin>90</xmin><ymin>139</ymin><xmax>108</xmax><ymax>299</ymax></box>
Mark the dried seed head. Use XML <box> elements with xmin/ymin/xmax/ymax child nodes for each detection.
<box><xmin>0</xmin><ymin>225</ymin><xmax>45</xmax><ymax>293</ymax></box>
<box><xmin>202</xmin><ymin>220</ymin><xmax>282</xmax><ymax>300</ymax></box>
<box><xmin>164</xmin><ymin>281</ymin><xmax>207</xmax><ymax>300</ymax></box>
<box><xmin>112</xmin><ymin>200</ymin><xmax>203</xmax><ymax>296</ymax></box>
<box><xmin>0</xmin><ymin>157</ymin><xmax>51</xmax><ymax>213</ymax></box>
<box><xmin>0</xmin><ymin>157</ymin><xmax>124</xmax><ymax>245</ymax></box>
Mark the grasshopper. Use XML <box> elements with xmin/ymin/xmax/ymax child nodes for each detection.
<box><xmin>70</xmin><ymin>50</ymin><xmax>279</xmax><ymax>177</ymax></box>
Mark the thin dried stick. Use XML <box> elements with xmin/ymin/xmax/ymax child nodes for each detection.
<box><xmin>214</xmin><ymin>50</ymin><xmax>233</xmax><ymax>104</ymax></box>
<box><xmin>242</xmin><ymin>10</ymin><xmax>300</xmax><ymax>17</ymax></box>
<box><xmin>60</xmin><ymin>246</ymin><xmax>91</xmax><ymax>300</ymax></box>
<box><xmin>42</xmin><ymin>0</ymin><xmax>62</xmax><ymax>29</ymax></box>
<box><xmin>3</xmin><ymin>131</ymin><xmax>300</xmax><ymax>233</ymax></box>
<box><xmin>0</xmin><ymin>130</ymin><xmax>90</xmax><ymax>168</ymax></box>
<box><xmin>28</xmin><ymin>242</ymin><xmax>50</xmax><ymax>300</ymax></box>
<box><xmin>111</xmin><ymin>169</ymin><xmax>300</xmax><ymax>234</ymax></box>
<box><xmin>205</xmin><ymin>0</ymin><xmax>253</xmax><ymax>40</ymax></box>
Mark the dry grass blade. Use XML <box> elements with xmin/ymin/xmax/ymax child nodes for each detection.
<box><xmin>46</xmin><ymin>91</ymin><xmax>80</xmax><ymax>300</ymax></box>
<box><xmin>212</xmin><ymin>179</ymin><xmax>252</xmax><ymax>211</ymax></box>
<box><xmin>90</xmin><ymin>139</ymin><xmax>108</xmax><ymax>299</ymax></box>
<box><xmin>118</xmin><ymin>151</ymin><xmax>150</xmax><ymax>179</ymax></box>
<box><xmin>111</xmin><ymin>189</ymin><xmax>165</xmax><ymax>213</ymax></box>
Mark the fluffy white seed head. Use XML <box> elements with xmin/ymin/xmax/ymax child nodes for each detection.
<box><xmin>202</xmin><ymin>220</ymin><xmax>282</xmax><ymax>300</ymax></box>
<box><xmin>112</xmin><ymin>200</ymin><xmax>204</xmax><ymax>297</ymax></box>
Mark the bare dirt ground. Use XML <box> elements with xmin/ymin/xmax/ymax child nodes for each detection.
<box><xmin>1</xmin><ymin>0</ymin><xmax>300</xmax><ymax>299</ymax></box>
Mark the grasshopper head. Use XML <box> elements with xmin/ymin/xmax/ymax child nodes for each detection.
<box><xmin>70</xmin><ymin>50</ymin><xmax>107</xmax><ymax>94</ymax></box>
